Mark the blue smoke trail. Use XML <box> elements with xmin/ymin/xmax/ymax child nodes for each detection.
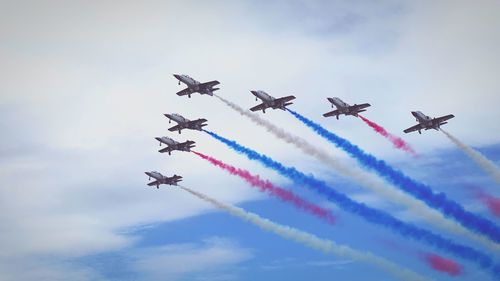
<box><xmin>203</xmin><ymin>129</ymin><xmax>500</xmax><ymax>279</ymax></box>
<box><xmin>287</xmin><ymin>109</ymin><xmax>500</xmax><ymax>244</ymax></box>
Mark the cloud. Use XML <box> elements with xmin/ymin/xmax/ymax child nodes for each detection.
<box><xmin>131</xmin><ymin>237</ymin><xmax>253</xmax><ymax>281</ymax></box>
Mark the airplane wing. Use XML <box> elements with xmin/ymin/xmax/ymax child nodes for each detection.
<box><xmin>188</xmin><ymin>118</ymin><xmax>207</xmax><ymax>126</ymax></box>
<box><xmin>404</xmin><ymin>124</ymin><xmax>424</xmax><ymax>133</ymax></box>
<box><xmin>199</xmin><ymin>80</ymin><xmax>220</xmax><ymax>89</ymax></box>
<box><xmin>168</xmin><ymin>124</ymin><xmax>182</xmax><ymax>132</ymax></box>
<box><xmin>433</xmin><ymin>114</ymin><xmax>454</xmax><ymax>124</ymax></box>
<box><xmin>158</xmin><ymin>147</ymin><xmax>172</xmax><ymax>153</ymax></box>
<box><xmin>323</xmin><ymin>109</ymin><xmax>340</xmax><ymax>117</ymax></box>
<box><xmin>275</xmin><ymin>95</ymin><xmax>296</xmax><ymax>104</ymax></box>
<box><xmin>176</xmin><ymin>88</ymin><xmax>192</xmax><ymax>96</ymax></box>
<box><xmin>351</xmin><ymin>103</ymin><xmax>371</xmax><ymax>111</ymax></box>
<box><xmin>250</xmin><ymin>103</ymin><xmax>268</xmax><ymax>112</ymax></box>
<box><xmin>147</xmin><ymin>181</ymin><xmax>159</xmax><ymax>186</ymax></box>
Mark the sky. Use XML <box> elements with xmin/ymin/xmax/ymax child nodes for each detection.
<box><xmin>1</xmin><ymin>0</ymin><xmax>500</xmax><ymax>280</ymax></box>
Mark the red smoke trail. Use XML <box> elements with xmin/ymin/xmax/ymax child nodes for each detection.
<box><xmin>477</xmin><ymin>190</ymin><xmax>500</xmax><ymax>218</ymax></box>
<box><xmin>191</xmin><ymin>151</ymin><xmax>336</xmax><ymax>225</ymax></box>
<box><xmin>422</xmin><ymin>253</ymin><xmax>464</xmax><ymax>277</ymax></box>
<box><xmin>378</xmin><ymin>237</ymin><xmax>465</xmax><ymax>277</ymax></box>
<box><xmin>358</xmin><ymin>115</ymin><xmax>417</xmax><ymax>156</ymax></box>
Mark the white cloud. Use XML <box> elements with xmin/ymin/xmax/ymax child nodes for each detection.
<box><xmin>131</xmin><ymin>237</ymin><xmax>252</xmax><ymax>281</ymax></box>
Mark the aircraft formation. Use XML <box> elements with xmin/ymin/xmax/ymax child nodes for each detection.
<box><xmin>140</xmin><ymin>74</ymin><xmax>500</xmax><ymax>281</ymax></box>
<box><xmin>145</xmin><ymin>73</ymin><xmax>454</xmax><ymax>186</ymax></box>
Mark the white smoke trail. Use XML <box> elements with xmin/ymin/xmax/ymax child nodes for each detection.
<box><xmin>441</xmin><ymin>128</ymin><xmax>500</xmax><ymax>185</ymax></box>
<box><xmin>215</xmin><ymin>94</ymin><xmax>500</xmax><ymax>250</ymax></box>
<box><xmin>179</xmin><ymin>185</ymin><xmax>433</xmax><ymax>281</ymax></box>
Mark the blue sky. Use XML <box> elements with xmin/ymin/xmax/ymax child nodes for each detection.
<box><xmin>1</xmin><ymin>0</ymin><xmax>500</xmax><ymax>280</ymax></box>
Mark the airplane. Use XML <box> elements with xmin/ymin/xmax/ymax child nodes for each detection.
<box><xmin>323</xmin><ymin>97</ymin><xmax>371</xmax><ymax>119</ymax></box>
<box><xmin>173</xmin><ymin>74</ymin><xmax>220</xmax><ymax>98</ymax></box>
<box><xmin>403</xmin><ymin>111</ymin><xmax>455</xmax><ymax>134</ymax></box>
<box><xmin>164</xmin><ymin>113</ymin><xmax>208</xmax><ymax>134</ymax></box>
<box><xmin>144</xmin><ymin>171</ymin><xmax>182</xmax><ymax>189</ymax></box>
<box><xmin>249</xmin><ymin>90</ymin><xmax>295</xmax><ymax>113</ymax></box>
<box><xmin>155</xmin><ymin>136</ymin><xmax>195</xmax><ymax>155</ymax></box>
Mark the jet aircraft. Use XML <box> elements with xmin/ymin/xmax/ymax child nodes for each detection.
<box><xmin>173</xmin><ymin>74</ymin><xmax>220</xmax><ymax>98</ymax></box>
<box><xmin>164</xmin><ymin>113</ymin><xmax>207</xmax><ymax>134</ymax></box>
<box><xmin>145</xmin><ymin>171</ymin><xmax>182</xmax><ymax>189</ymax></box>
<box><xmin>249</xmin><ymin>90</ymin><xmax>295</xmax><ymax>113</ymax></box>
<box><xmin>403</xmin><ymin>111</ymin><xmax>454</xmax><ymax>134</ymax></box>
<box><xmin>155</xmin><ymin>136</ymin><xmax>195</xmax><ymax>155</ymax></box>
<box><xmin>323</xmin><ymin>97</ymin><xmax>371</xmax><ymax>119</ymax></box>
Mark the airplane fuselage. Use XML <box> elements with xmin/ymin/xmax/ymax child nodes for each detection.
<box><xmin>165</xmin><ymin>113</ymin><xmax>189</xmax><ymax>125</ymax></box>
<box><xmin>412</xmin><ymin>111</ymin><xmax>437</xmax><ymax>129</ymax></box>
<box><xmin>156</xmin><ymin>136</ymin><xmax>178</xmax><ymax>147</ymax></box>
<box><xmin>145</xmin><ymin>171</ymin><xmax>164</xmax><ymax>181</ymax></box>
<box><xmin>329</xmin><ymin>97</ymin><xmax>351</xmax><ymax>114</ymax></box>
<box><xmin>174</xmin><ymin>74</ymin><xmax>200</xmax><ymax>88</ymax></box>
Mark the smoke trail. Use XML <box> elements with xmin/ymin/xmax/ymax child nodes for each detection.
<box><xmin>179</xmin><ymin>185</ymin><xmax>433</xmax><ymax>281</ymax></box>
<box><xmin>441</xmin><ymin>128</ymin><xmax>500</xmax><ymax>185</ymax></box>
<box><xmin>287</xmin><ymin>109</ymin><xmax>500</xmax><ymax>245</ymax></box>
<box><xmin>358</xmin><ymin>115</ymin><xmax>417</xmax><ymax>156</ymax></box>
<box><xmin>191</xmin><ymin>150</ymin><xmax>336</xmax><ymax>225</ymax></box>
<box><xmin>477</xmin><ymin>191</ymin><xmax>500</xmax><ymax>219</ymax></box>
<box><xmin>203</xmin><ymin>129</ymin><xmax>500</xmax><ymax>279</ymax></box>
<box><xmin>422</xmin><ymin>253</ymin><xmax>464</xmax><ymax>277</ymax></box>
<box><xmin>214</xmin><ymin>95</ymin><xmax>499</xmax><ymax>249</ymax></box>
<box><xmin>379</xmin><ymin>237</ymin><xmax>465</xmax><ymax>277</ymax></box>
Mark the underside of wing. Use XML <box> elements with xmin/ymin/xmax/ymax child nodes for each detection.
<box><xmin>176</xmin><ymin>88</ymin><xmax>192</xmax><ymax>96</ymax></box>
<box><xmin>189</xmin><ymin>119</ymin><xmax>207</xmax><ymax>126</ymax></box>
<box><xmin>404</xmin><ymin>124</ymin><xmax>423</xmax><ymax>133</ymax></box>
<box><xmin>323</xmin><ymin>109</ymin><xmax>340</xmax><ymax>117</ymax></box>
<box><xmin>159</xmin><ymin>147</ymin><xmax>172</xmax><ymax>153</ymax></box>
<box><xmin>250</xmin><ymin>103</ymin><xmax>268</xmax><ymax>112</ymax></box>
<box><xmin>275</xmin><ymin>95</ymin><xmax>296</xmax><ymax>104</ymax></box>
<box><xmin>147</xmin><ymin>181</ymin><xmax>159</xmax><ymax>186</ymax></box>
<box><xmin>199</xmin><ymin>80</ymin><xmax>220</xmax><ymax>89</ymax></box>
<box><xmin>351</xmin><ymin>103</ymin><xmax>371</xmax><ymax>111</ymax></box>
<box><xmin>168</xmin><ymin>124</ymin><xmax>182</xmax><ymax>132</ymax></box>
<box><xmin>434</xmin><ymin>114</ymin><xmax>455</xmax><ymax>124</ymax></box>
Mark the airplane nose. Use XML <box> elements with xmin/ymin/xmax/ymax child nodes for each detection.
<box><xmin>173</xmin><ymin>74</ymin><xmax>181</xmax><ymax>79</ymax></box>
